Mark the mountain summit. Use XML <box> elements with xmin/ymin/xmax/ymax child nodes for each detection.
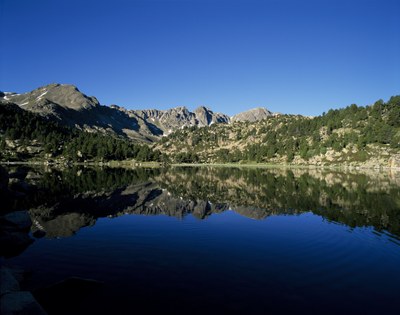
<box><xmin>231</xmin><ymin>107</ymin><xmax>274</xmax><ymax>122</ymax></box>
<box><xmin>3</xmin><ymin>83</ymin><xmax>100</xmax><ymax>111</ymax></box>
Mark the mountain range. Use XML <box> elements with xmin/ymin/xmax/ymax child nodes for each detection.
<box><xmin>1</xmin><ymin>83</ymin><xmax>399</xmax><ymax>168</ymax></box>
<box><xmin>0</xmin><ymin>83</ymin><xmax>276</xmax><ymax>142</ymax></box>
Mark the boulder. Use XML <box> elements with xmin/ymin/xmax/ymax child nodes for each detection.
<box><xmin>0</xmin><ymin>291</ymin><xmax>47</xmax><ymax>315</ymax></box>
<box><xmin>5</xmin><ymin>266</ymin><xmax>29</xmax><ymax>283</ymax></box>
<box><xmin>0</xmin><ymin>232</ymin><xmax>34</xmax><ymax>258</ymax></box>
<box><xmin>0</xmin><ymin>211</ymin><xmax>34</xmax><ymax>257</ymax></box>
<box><xmin>0</xmin><ymin>267</ymin><xmax>20</xmax><ymax>296</ymax></box>
<box><xmin>0</xmin><ymin>266</ymin><xmax>45</xmax><ymax>314</ymax></box>
<box><xmin>1</xmin><ymin>211</ymin><xmax>32</xmax><ymax>230</ymax></box>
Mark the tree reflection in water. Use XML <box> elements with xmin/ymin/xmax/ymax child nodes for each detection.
<box><xmin>3</xmin><ymin>165</ymin><xmax>400</xmax><ymax>239</ymax></box>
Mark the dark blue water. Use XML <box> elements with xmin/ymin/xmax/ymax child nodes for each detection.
<box><xmin>3</xmin><ymin>166</ymin><xmax>400</xmax><ymax>314</ymax></box>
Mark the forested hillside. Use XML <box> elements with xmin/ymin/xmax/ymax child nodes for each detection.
<box><xmin>0</xmin><ymin>103</ymin><xmax>162</xmax><ymax>162</ymax></box>
<box><xmin>1</xmin><ymin>96</ymin><xmax>400</xmax><ymax>167</ymax></box>
<box><xmin>156</xmin><ymin>96</ymin><xmax>400</xmax><ymax>166</ymax></box>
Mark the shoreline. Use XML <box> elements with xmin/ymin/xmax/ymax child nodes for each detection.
<box><xmin>1</xmin><ymin>160</ymin><xmax>399</xmax><ymax>172</ymax></box>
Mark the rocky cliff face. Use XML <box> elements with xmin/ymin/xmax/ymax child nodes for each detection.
<box><xmin>130</xmin><ymin>106</ymin><xmax>229</xmax><ymax>134</ymax></box>
<box><xmin>194</xmin><ymin>106</ymin><xmax>230</xmax><ymax>126</ymax></box>
<box><xmin>0</xmin><ymin>83</ymin><xmax>272</xmax><ymax>142</ymax></box>
<box><xmin>138</xmin><ymin>106</ymin><xmax>197</xmax><ymax>133</ymax></box>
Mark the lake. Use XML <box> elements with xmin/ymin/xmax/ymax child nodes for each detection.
<box><xmin>2</xmin><ymin>166</ymin><xmax>400</xmax><ymax>314</ymax></box>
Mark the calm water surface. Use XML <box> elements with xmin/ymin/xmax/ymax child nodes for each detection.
<box><xmin>2</xmin><ymin>166</ymin><xmax>400</xmax><ymax>314</ymax></box>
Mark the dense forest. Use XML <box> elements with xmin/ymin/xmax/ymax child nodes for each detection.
<box><xmin>0</xmin><ymin>103</ymin><xmax>163</xmax><ymax>162</ymax></box>
<box><xmin>157</xmin><ymin>96</ymin><xmax>400</xmax><ymax>164</ymax></box>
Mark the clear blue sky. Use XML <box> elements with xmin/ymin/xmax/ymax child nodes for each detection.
<box><xmin>1</xmin><ymin>0</ymin><xmax>399</xmax><ymax>116</ymax></box>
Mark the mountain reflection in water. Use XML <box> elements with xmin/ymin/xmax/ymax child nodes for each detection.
<box><xmin>5</xmin><ymin>165</ymin><xmax>400</xmax><ymax>239</ymax></box>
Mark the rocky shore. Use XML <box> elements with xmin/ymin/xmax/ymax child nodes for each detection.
<box><xmin>0</xmin><ymin>210</ymin><xmax>47</xmax><ymax>315</ymax></box>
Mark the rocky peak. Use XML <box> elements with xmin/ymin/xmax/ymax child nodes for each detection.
<box><xmin>194</xmin><ymin>106</ymin><xmax>230</xmax><ymax>126</ymax></box>
<box><xmin>194</xmin><ymin>106</ymin><xmax>212</xmax><ymax>126</ymax></box>
<box><xmin>37</xmin><ymin>84</ymin><xmax>100</xmax><ymax>110</ymax></box>
<box><xmin>0</xmin><ymin>83</ymin><xmax>99</xmax><ymax>111</ymax></box>
<box><xmin>134</xmin><ymin>109</ymin><xmax>164</xmax><ymax>121</ymax></box>
<box><xmin>194</xmin><ymin>106</ymin><xmax>212</xmax><ymax>113</ymax></box>
<box><xmin>164</xmin><ymin>106</ymin><xmax>191</xmax><ymax>117</ymax></box>
<box><xmin>157</xmin><ymin>107</ymin><xmax>196</xmax><ymax>131</ymax></box>
<box><xmin>231</xmin><ymin>107</ymin><xmax>274</xmax><ymax>122</ymax></box>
